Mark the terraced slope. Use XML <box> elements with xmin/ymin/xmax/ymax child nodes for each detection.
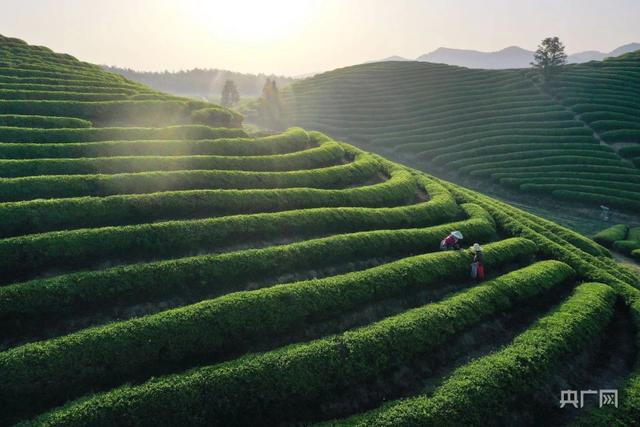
<box><xmin>0</xmin><ymin>34</ymin><xmax>241</xmax><ymax>128</ymax></box>
<box><xmin>1</xmin><ymin>36</ymin><xmax>640</xmax><ymax>426</ymax></box>
<box><xmin>540</xmin><ymin>51</ymin><xmax>640</xmax><ymax>210</ymax></box>
<box><xmin>283</xmin><ymin>57</ymin><xmax>640</xmax><ymax>212</ymax></box>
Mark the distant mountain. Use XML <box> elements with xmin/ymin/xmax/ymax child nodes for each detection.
<box><xmin>413</xmin><ymin>43</ymin><xmax>640</xmax><ymax>69</ymax></box>
<box><xmin>567</xmin><ymin>50</ymin><xmax>607</xmax><ymax>63</ymax></box>
<box><xmin>609</xmin><ymin>42</ymin><xmax>640</xmax><ymax>57</ymax></box>
<box><xmin>102</xmin><ymin>66</ymin><xmax>298</xmax><ymax>99</ymax></box>
<box><xmin>417</xmin><ymin>46</ymin><xmax>532</xmax><ymax>69</ymax></box>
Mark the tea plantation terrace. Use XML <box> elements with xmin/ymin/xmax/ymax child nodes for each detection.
<box><xmin>0</xmin><ymin>34</ymin><xmax>639</xmax><ymax>426</ymax></box>
<box><xmin>283</xmin><ymin>53</ymin><xmax>640</xmax><ymax>212</ymax></box>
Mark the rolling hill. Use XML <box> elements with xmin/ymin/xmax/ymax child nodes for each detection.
<box><xmin>1</xmin><ymin>34</ymin><xmax>639</xmax><ymax>426</ymax></box>
<box><xmin>283</xmin><ymin>53</ymin><xmax>640</xmax><ymax>218</ymax></box>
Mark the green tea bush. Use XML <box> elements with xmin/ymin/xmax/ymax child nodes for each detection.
<box><xmin>613</xmin><ymin>240</ymin><xmax>640</xmax><ymax>255</ymax></box>
<box><xmin>0</xmin><ymin>152</ymin><xmax>381</xmax><ymax>202</ymax></box>
<box><xmin>0</xmin><ymin>174</ymin><xmax>419</xmax><ymax>282</ymax></box>
<box><xmin>551</xmin><ymin>190</ymin><xmax>640</xmax><ymax>212</ymax></box>
<box><xmin>0</xmin><ymin>82</ymin><xmax>139</xmax><ymax>94</ymax></box>
<box><xmin>0</xmin><ymin>114</ymin><xmax>91</xmax><ymax>128</ymax></box>
<box><xmin>600</xmin><ymin>129</ymin><xmax>640</xmax><ymax>142</ymax></box>
<box><xmin>618</xmin><ymin>145</ymin><xmax>640</xmax><ymax>158</ymax></box>
<box><xmin>500</xmin><ymin>177</ymin><xmax>640</xmax><ymax>190</ymax></box>
<box><xmin>190</xmin><ymin>107</ymin><xmax>243</xmax><ymax>128</ymax></box>
<box><xmin>0</xmin><ymin>100</ymin><xmax>234</xmax><ymax>127</ymax></box>
<box><xmin>0</xmin><ymin>167</ymin><xmax>422</xmax><ymax>237</ymax></box>
<box><xmin>593</xmin><ymin>224</ymin><xmax>629</xmax><ymax>248</ymax></box>
<box><xmin>0</xmin><ymin>127</ymin><xmax>308</xmax><ymax>159</ymax></box>
<box><xmin>335</xmin><ymin>283</ymin><xmax>615</xmax><ymax>426</ymax></box>
<box><xmin>628</xmin><ymin>226</ymin><xmax>640</xmax><ymax>241</ymax></box>
<box><xmin>520</xmin><ymin>183</ymin><xmax>640</xmax><ymax>200</ymax></box>
<box><xmin>0</xmin><ymin>124</ymin><xmax>246</xmax><ymax>143</ymax></box>
<box><xmin>0</xmin><ymin>88</ymin><xmax>129</xmax><ymax>101</ymax></box>
<box><xmin>0</xmin><ymin>218</ymin><xmax>505</xmax><ymax>416</ymax></box>
<box><xmin>439</xmin><ymin>180</ymin><xmax>640</xmax><ymax>294</ymax></box>
<box><xmin>16</xmin><ymin>259</ymin><xmax>571</xmax><ymax>426</ymax></box>
<box><xmin>0</xmin><ymin>202</ymin><xmax>483</xmax><ymax>331</ymax></box>
<box><xmin>0</xmin><ymin>140</ymin><xmax>344</xmax><ymax>177</ymax></box>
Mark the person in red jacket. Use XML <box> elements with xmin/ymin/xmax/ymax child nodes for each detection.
<box><xmin>440</xmin><ymin>230</ymin><xmax>463</xmax><ymax>250</ymax></box>
<box><xmin>470</xmin><ymin>243</ymin><xmax>485</xmax><ymax>283</ymax></box>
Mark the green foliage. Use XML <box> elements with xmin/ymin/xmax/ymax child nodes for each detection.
<box><xmin>550</xmin><ymin>190</ymin><xmax>640</xmax><ymax>212</ymax></box>
<box><xmin>283</xmin><ymin>54</ymin><xmax>640</xmax><ymax>211</ymax></box>
<box><xmin>2</xmin><ymin>35</ymin><xmax>640</xmax><ymax>426</ymax></box>
<box><xmin>0</xmin><ymin>150</ymin><xmax>382</xmax><ymax>202</ymax></box>
<box><xmin>439</xmin><ymin>180</ymin><xmax>640</xmax><ymax>300</ymax></box>
<box><xmin>17</xmin><ymin>259</ymin><xmax>571</xmax><ymax>426</ymax></box>
<box><xmin>0</xmin><ymin>217</ymin><xmax>505</xmax><ymax>419</ymax></box>
<box><xmin>0</xmin><ymin>88</ymin><xmax>130</xmax><ymax>101</ymax></box>
<box><xmin>0</xmin><ymin>202</ymin><xmax>485</xmax><ymax>333</ymax></box>
<box><xmin>190</xmin><ymin>106</ymin><xmax>242</xmax><ymax>127</ymax></box>
<box><xmin>593</xmin><ymin>224</ymin><xmax>629</xmax><ymax>248</ymax></box>
<box><xmin>0</xmin><ymin>139</ymin><xmax>345</xmax><ymax>177</ymax></box>
<box><xmin>531</xmin><ymin>36</ymin><xmax>568</xmax><ymax>82</ymax></box>
<box><xmin>618</xmin><ymin>145</ymin><xmax>640</xmax><ymax>159</ymax></box>
<box><xmin>335</xmin><ymin>283</ymin><xmax>615</xmax><ymax>426</ymax></box>
<box><xmin>0</xmin><ymin>171</ymin><xmax>418</xmax><ymax>283</ymax></box>
<box><xmin>629</xmin><ymin>226</ymin><xmax>640</xmax><ymax>241</ymax></box>
<box><xmin>0</xmin><ymin>164</ymin><xmax>417</xmax><ymax>237</ymax></box>
<box><xmin>0</xmin><ymin>114</ymin><xmax>91</xmax><ymax>128</ymax></box>
<box><xmin>613</xmin><ymin>240</ymin><xmax>640</xmax><ymax>256</ymax></box>
<box><xmin>0</xmin><ymin>127</ymin><xmax>309</xmax><ymax>158</ymax></box>
<box><xmin>0</xmin><ymin>99</ymin><xmax>212</xmax><ymax>126</ymax></box>
<box><xmin>0</xmin><ymin>124</ymin><xmax>246</xmax><ymax>143</ymax></box>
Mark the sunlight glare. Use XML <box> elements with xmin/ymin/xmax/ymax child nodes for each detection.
<box><xmin>182</xmin><ymin>0</ymin><xmax>315</xmax><ymax>44</ymax></box>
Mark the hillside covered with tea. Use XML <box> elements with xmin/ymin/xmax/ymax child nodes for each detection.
<box><xmin>284</xmin><ymin>52</ymin><xmax>640</xmax><ymax>213</ymax></box>
<box><xmin>0</xmin><ymin>35</ymin><xmax>639</xmax><ymax>426</ymax></box>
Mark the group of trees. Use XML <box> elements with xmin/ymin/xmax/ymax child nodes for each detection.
<box><xmin>220</xmin><ymin>78</ymin><xmax>284</xmax><ymax>130</ymax></box>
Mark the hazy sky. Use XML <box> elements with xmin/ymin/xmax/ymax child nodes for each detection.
<box><xmin>2</xmin><ymin>0</ymin><xmax>639</xmax><ymax>76</ymax></box>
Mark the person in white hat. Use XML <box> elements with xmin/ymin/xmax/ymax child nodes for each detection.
<box><xmin>470</xmin><ymin>243</ymin><xmax>485</xmax><ymax>283</ymax></box>
<box><xmin>440</xmin><ymin>230</ymin><xmax>464</xmax><ymax>250</ymax></box>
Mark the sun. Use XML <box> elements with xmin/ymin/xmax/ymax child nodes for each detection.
<box><xmin>181</xmin><ymin>0</ymin><xmax>315</xmax><ymax>44</ymax></box>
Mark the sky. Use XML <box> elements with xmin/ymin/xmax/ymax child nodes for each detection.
<box><xmin>2</xmin><ymin>0</ymin><xmax>640</xmax><ymax>76</ymax></box>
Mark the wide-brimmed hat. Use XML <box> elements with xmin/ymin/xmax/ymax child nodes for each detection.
<box><xmin>451</xmin><ymin>231</ymin><xmax>463</xmax><ymax>239</ymax></box>
<box><xmin>471</xmin><ymin>243</ymin><xmax>482</xmax><ymax>252</ymax></box>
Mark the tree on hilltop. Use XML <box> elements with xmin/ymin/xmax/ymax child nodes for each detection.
<box><xmin>531</xmin><ymin>37</ymin><xmax>567</xmax><ymax>82</ymax></box>
<box><xmin>220</xmin><ymin>79</ymin><xmax>240</xmax><ymax>107</ymax></box>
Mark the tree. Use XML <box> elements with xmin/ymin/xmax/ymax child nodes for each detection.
<box><xmin>257</xmin><ymin>78</ymin><xmax>284</xmax><ymax>130</ymax></box>
<box><xmin>531</xmin><ymin>37</ymin><xmax>567</xmax><ymax>82</ymax></box>
<box><xmin>220</xmin><ymin>79</ymin><xmax>240</xmax><ymax>107</ymax></box>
